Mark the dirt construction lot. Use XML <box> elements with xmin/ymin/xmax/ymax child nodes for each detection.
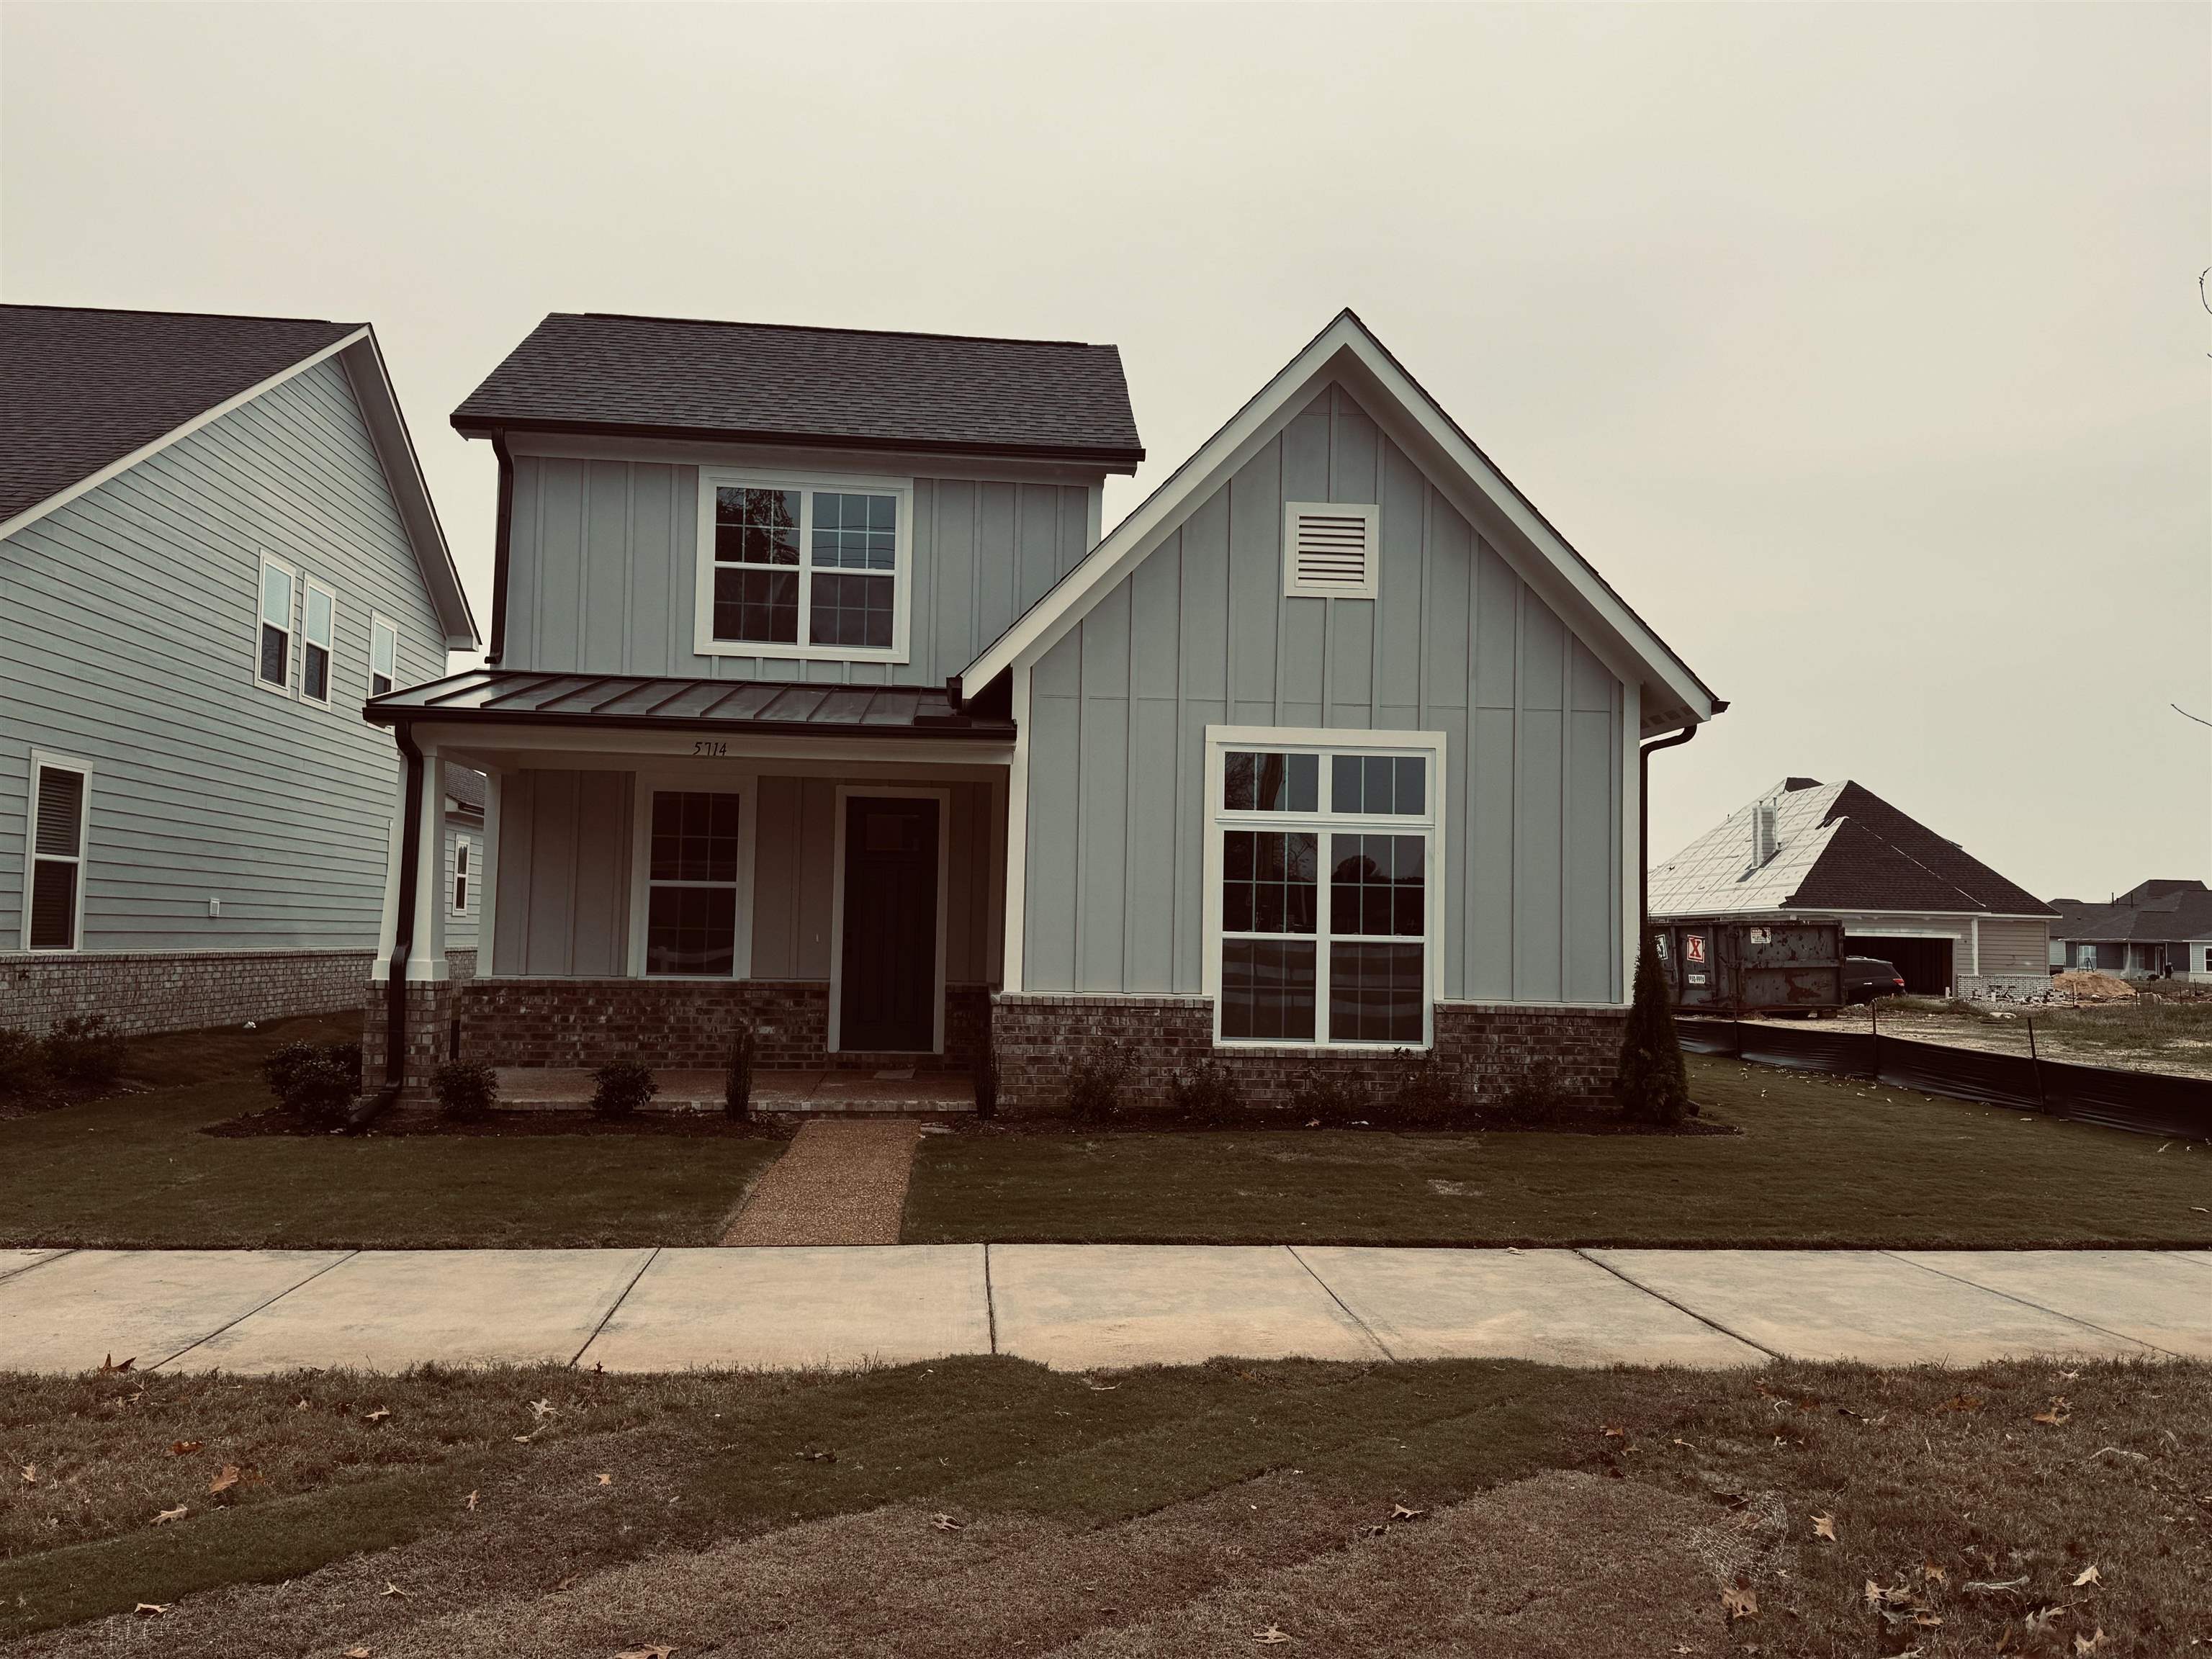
<box><xmin>1738</xmin><ymin>992</ymin><xmax>2212</xmax><ymax>1081</ymax></box>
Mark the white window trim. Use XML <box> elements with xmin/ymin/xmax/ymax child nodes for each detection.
<box><xmin>22</xmin><ymin>748</ymin><xmax>94</xmax><ymax>953</ymax></box>
<box><xmin>253</xmin><ymin>554</ymin><xmax>298</xmax><ymax>698</ymax></box>
<box><xmin>368</xmin><ymin>611</ymin><xmax>400</xmax><ymax>702</ymax></box>
<box><xmin>827</xmin><ymin>784</ymin><xmax>951</xmax><ymax>1055</ymax></box>
<box><xmin>692</xmin><ymin>467</ymin><xmax>914</xmax><ymax>665</ymax></box>
<box><xmin>300</xmin><ymin>577</ymin><xmax>339</xmax><ymax>709</ymax></box>
<box><xmin>1201</xmin><ymin>725</ymin><xmax>1448</xmax><ymax>1051</ymax></box>
<box><xmin>450</xmin><ymin>832</ymin><xmax>474</xmax><ymax>917</ymax></box>
<box><xmin>1282</xmin><ymin>501</ymin><xmax>1380</xmax><ymax>600</ymax></box>
<box><xmin>625</xmin><ymin>770</ymin><xmax>759</xmax><ymax>981</ymax></box>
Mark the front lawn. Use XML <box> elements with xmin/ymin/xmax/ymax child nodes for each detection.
<box><xmin>0</xmin><ymin>1018</ymin><xmax>781</xmax><ymax>1250</ymax></box>
<box><xmin>903</xmin><ymin>1056</ymin><xmax>2212</xmax><ymax>1248</ymax></box>
<box><xmin>2</xmin><ymin>1355</ymin><xmax>2202</xmax><ymax>1652</ymax></box>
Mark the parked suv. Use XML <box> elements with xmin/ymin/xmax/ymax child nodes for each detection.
<box><xmin>1843</xmin><ymin>956</ymin><xmax>1907</xmax><ymax>1003</ymax></box>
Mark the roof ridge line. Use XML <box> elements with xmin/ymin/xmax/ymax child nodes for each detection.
<box><xmin>0</xmin><ymin>301</ymin><xmax>359</xmax><ymax>329</ymax></box>
<box><xmin>563</xmin><ymin>311</ymin><xmax>1115</xmax><ymax>352</ymax></box>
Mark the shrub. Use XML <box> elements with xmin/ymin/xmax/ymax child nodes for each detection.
<box><xmin>973</xmin><ymin>1040</ymin><xmax>999</xmax><ymax>1122</ymax></box>
<box><xmin>725</xmin><ymin>1020</ymin><xmax>756</xmax><ymax>1122</ymax></box>
<box><xmin>1290</xmin><ymin>1066</ymin><xmax>1364</xmax><ymax>1125</ymax></box>
<box><xmin>592</xmin><ymin>1057</ymin><xmax>658</xmax><ymax>1120</ymax></box>
<box><xmin>286</xmin><ymin>1055</ymin><xmax>358</xmax><ymax>1129</ymax></box>
<box><xmin>0</xmin><ymin>1029</ymin><xmax>48</xmax><ymax>1100</ymax></box>
<box><xmin>322</xmin><ymin>1039</ymin><xmax>364</xmax><ymax>1094</ymax></box>
<box><xmin>1498</xmin><ymin>1060</ymin><xmax>1569</xmax><ymax>1125</ymax></box>
<box><xmin>1167</xmin><ymin>1056</ymin><xmax>1244</xmax><ymax>1123</ymax></box>
<box><xmin>432</xmin><ymin>1058</ymin><xmax>499</xmax><ymax>1123</ymax></box>
<box><xmin>1395</xmin><ymin>1048</ymin><xmax>1472</xmax><ymax>1128</ymax></box>
<box><xmin>1614</xmin><ymin>930</ymin><xmax>1692</xmax><ymax>1127</ymax></box>
<box><xmin>1066</xmin><ymin>1047</ymin><xmax>1131</xmax><ymax>1123</ymax></box>
<box><xmin>261</xmin><ymin>1040</ymin><xmax>326</xmax><ymax>1106</ymax></box>
<box><xmin>43</xmin><ymin>1015</ymin><xmax>125</xmax><ymax>1089</ymax></box>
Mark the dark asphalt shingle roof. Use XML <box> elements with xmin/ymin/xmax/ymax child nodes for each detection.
<box><xmin>0</xmin><ymin>305</ymin><xmax>360</xmax><ymax>525</ymax></box>
<box><xmin>368</xmin><ymin>670</ymin><xmax>1016</xmax><ymax>742</ymax></box>
<box><xmin>1786</xmin><ymin>782</ymin><xmax>2054</xmax><ymax>916</ymax></box>
<box><xmin>443</xmin><ymin>767</ymin><xmax>487</xmax><ymax>812</ymax></box>
<box><xmin>2051</xmin><ymin>884</ymin><xmax>2212</xmax><ymax>944</ymax></box>
<box><xmin>451</xmin><ymin>313</ymin><xmax>1144</xmax><ymax>468</ymax></box>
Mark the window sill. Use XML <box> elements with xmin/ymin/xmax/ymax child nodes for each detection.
<box><xmin>693</xmin><ymin>638</ymin><xmax>909</xmax><ymax>665</ymax></box>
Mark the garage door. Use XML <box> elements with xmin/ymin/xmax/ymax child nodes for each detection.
<box><xmin>1844</xmin><ymin>935</ymin><xmax>1954</xmax><ymax>996</ymax></box>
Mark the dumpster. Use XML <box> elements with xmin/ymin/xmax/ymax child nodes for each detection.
<box><xmin>1651</xmin><ymin>918</ymin><xmax>1843</xmax><ymax>1014</ymax></box>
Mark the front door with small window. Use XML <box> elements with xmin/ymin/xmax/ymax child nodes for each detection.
<box><xmin>837</xmin><ymin>796</ymin><xmax>940</xmax><ymax>1052</ymax></box>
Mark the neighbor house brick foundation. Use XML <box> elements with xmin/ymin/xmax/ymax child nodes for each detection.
<box><xmin>1</xmin><ymin>948</ymin><xmax>471</xmax><ymax>1039</ymax></box>
<box><xmin>442</xmin><ymin>977</ymin><xmax>989</xmax><ymax>1074</ymax></box>
<box><xmin>989</xmin><ymin>993</ymin><xmax>1627</xmax><ymax>1115</ymax></box>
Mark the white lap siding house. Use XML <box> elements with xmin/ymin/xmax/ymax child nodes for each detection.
<box><xmin>0</xmin><ymin>307</ymin><xmax>477</xmax><ymax>1036</ymax></box>
<box><xmin>364</xmin><ymin>309</ymin><xmax>1718</xmax><ymax>1105</ymax></box>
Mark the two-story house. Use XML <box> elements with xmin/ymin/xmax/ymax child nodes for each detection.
<box><xmin>364</xmin><ymin>310</ymin><xmax>1719</xmax><ymax>1107</ymax></box>
<box><xmin>1</xmin><ymin>305</ymin><xmax>478</xmax><ymax>1038</ymax></box>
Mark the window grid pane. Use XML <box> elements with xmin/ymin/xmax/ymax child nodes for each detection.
<box><xmin>35</xmin><ymin>769</ymin><xmax>84</xmax><ymax>857</ymax></box>
<box><xmin>1328</xmin><ymin>942</ymin><xmax>1425</xmax><ymax>1043</ymax></box>
<box><xmin>810</xmin><ymin>492</ymin><xmax>897</xmax><ymax>570</ymax></box>
<box><xmin>29</xmin><ymin>860</ymin><xmax>77</xmax><ymax>950</ymax></box>
<box><xmin>303</xmin><ymin>643</ymin><xmax>330</xmax><ymax>702</ymax></box>
<box><xmin>808</xmin><ymin>572</ymin><xmax>894</xmax><ymax>648</ymax></box>
<box><xmin>714</xmin><ymin>567</ymin><xmax>799</xmax><ymax>644</ymax></box>
<box><xmin>1220</xmin><ymin>939</ymin><xmax>1316</xmax><ymax>1041</ymax></box>
<box><xmin>650</xmin><ymin>791</ymin><xmax>742</xmax><ymax>883</ymax></box>
<box><xmin>714</xmin><ymin>487</ymin><xmax>799</xmax><ymax>566</ymax></box>
<box><xmin>1330</xmin><ymin>754</ymin><xmax>1426</xmax><ymax>815</ymax></box>
<box><xmin>1220</xmin><ymin>830</ymin><xmax>1316</xmax><ymax>935</ymax></box>
<box><xmin>645</xmin><ymin>886</ymin><xmax>737</xmax><ymax>976</ymax></box>
<box><xmin>1329</xmin><ymin>833</ymin><xmax>1426</xmax><ymax>938</ymax></box>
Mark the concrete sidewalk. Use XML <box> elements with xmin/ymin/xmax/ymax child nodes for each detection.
<box><xmin>0</xmin><ymin>1244</ymin><xmax>2205</xmax><ymax>1377</ymax></box>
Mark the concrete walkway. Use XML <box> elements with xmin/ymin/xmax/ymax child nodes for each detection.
<box><xmin>0</xmin><ymin>1245</ymin><xmax>2205</xmax><ymax>1377</ymax></box>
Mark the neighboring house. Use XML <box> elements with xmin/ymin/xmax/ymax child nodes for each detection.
<box><xmin>0</xmin><ymin>305</ymin><xmax>477</xmax><ymax>1036</ymax></box>
<box><xmin>362</xmin><ymin>308</ymin><xmax>1719</xmax><ymax>1105</ymax></box>
<box><xmin>443</xmin><ymin>766</ymin><xmax>486</xmax><ymax>956</ymax></box>
<box><xmin>1648</xmin><ymin>777</ymin><xmax>2054</xmax><ymax>997</ymax></box>
<box><xmin>2049</xmin><ymin>880</ymin><xmax>2212</xmax><ymax>981</ymax></box>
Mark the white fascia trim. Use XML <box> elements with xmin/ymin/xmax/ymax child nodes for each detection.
<box><xmin>0</xmin><ymin>330</ymin><xmax>367</xmax><ymax>547</ymax></box>
<box><xmin>958</xmin><ymin>311</ymin><xmax>1718</xmax><ymax>726</ymax></box>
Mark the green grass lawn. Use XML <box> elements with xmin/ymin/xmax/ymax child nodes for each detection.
<box><xmin>0</xmin><ymin>1017</ymin><xmax>781</xmax><ymax>1250</ymax></box>
<box><xmin>3</xmin><ymin>1356</ymin><xmax>2203</xmax><ymax>1653</ymax></box>
<box><xmin>903</xmin><ymin>1056</ymin><xmax>2212</xmax><ymax>1248</ymax></box>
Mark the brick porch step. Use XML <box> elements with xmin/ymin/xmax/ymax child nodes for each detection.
<box><xmin>490</xmin><ymin>1067</ymin><xmax>974</xmax><ymax>1117</ymax></box>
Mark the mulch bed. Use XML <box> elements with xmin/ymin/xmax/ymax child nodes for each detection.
<box><xmin>202</xmin><ymin>1107</ymin><xmax>793</xmax><ymax>1140</ymax></box>
<box><xmin>958</xmin><ymin>1111</ymin><xmax>1737</xmax><ymax>1137</ymax></box>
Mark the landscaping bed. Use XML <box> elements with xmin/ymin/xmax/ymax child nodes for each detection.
<box><xmin>204</xmin><ymin>1107</ymin><xmax>791</xmax><ymax>1139</ymax></box>
<box><xmin>1</xmin><ymin>1354</ymin><xmax>2202</xmax><ymax>1653</ymax></box>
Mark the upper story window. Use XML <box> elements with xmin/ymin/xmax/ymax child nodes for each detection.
<box><xmin>369</xmin><ymin>614</ymin><xmax>400</xmax><ymax>699</ymax></box>
<box><xmin>693</xmin><ymin>469</ymin><xmax>912</xmax><ymax>663</ymax></box>
<box><xmin>301</xmin><ymin>580</ymin><xmax>337</xmax><ymax>706</ymax></box>
<box><xmin>256</xmin><ymin>556</ymin><xmax>297</xmax><ymax>692</ymax></box>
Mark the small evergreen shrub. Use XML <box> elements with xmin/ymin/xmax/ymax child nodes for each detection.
<box><xmin>286</xmin><ymin>1055</ymin><xmax>358</xmax><ymax>1129</ymax></box>
<box><xmin>43</xmin><ymin>1015</ymin><xmax>125</xmax><ymax>1089</ymax></box>
<box><xmin>1395</xmin><ymin>1048</ymin><xmax>1472</xmax><ymax>1128</ymax></box>
<box><xmin>0</xmin><ymin>1029</ymin><xmax>48</xmax><ymax>1100</ymax></box>
<box><xmin>1615</xmin><ymin>930</ymin><xmax>1693</xmax><ymax>1127</ymax></box>
<box><xmin>973</xmin><ymin>1040</ymin><xmax>999</xmax><ymax>1121</ymax></box>
<box><xmin>432</xmin><ymin>1058</ymin><xmax>499</xmax><ymax>1123</ymax></box>
<box><xmin>1290</xmin><ymin>1066</ymin><xmax>1364</xmax><ymax>1125</ymax></box>
<box><xmin>1166</xmin><ymin>1056</ymin><xmax>1244</xmax><ymax>1123</ymax></box>
<box><xmin>1497</xmin><ymin>1059</ymin><xmax>1568</xmax><ymax>1125</ymax></box>
<box><xmin>321</xmin><ymin>1039</ymin><xmax>364</xmax><ymax>1095</ymax></box>
<box><xmin>724</xmin><ymin>1020</ymin><xmax>757</xmax><ymax>1121</ymax></box>
<box><xmin>261</xmin><ymin>1040</ymin><xmax>325</xmax><ymax>1106</ymax></box>
<box><xmin>592</xmin><ymin>1057</ymin><xmax>658</xmax><ymax>1119</ymax></box>
<box><xmin>1066</xmin><ymin>1047</ymin><xmax>1131</xmax><ymax>1123</ymax></box>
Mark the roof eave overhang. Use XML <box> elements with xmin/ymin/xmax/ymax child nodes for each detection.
<box><xmin>449</xmin><ymin>413</ymin><xmax>1144</xmax><ymax>474</ymax></box>
<box><xmin>363</xmin><ymin>700</ymin><xmax>1017</xmax><ymax>744</ymax></box>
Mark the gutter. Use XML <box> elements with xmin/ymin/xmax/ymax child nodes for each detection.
<box><xmin>1638</xmin><ymin>714</ymin><xmax>1712</xmax><ymax>931</ymax></box>
<box><xmin>487</xmin><ymin>428</ymin><xmax>514</xmax><ymax>667</ymax></box>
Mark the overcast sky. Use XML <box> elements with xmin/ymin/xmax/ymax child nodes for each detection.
<box><xmin>5</xmin><ymin>3</ymin><xmax>2205</xmax><ymax>899</ymax></box>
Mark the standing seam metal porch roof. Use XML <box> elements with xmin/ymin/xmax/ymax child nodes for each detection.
<box><xmin>364</xmin><ymin>670</ymin><xmax>1016</xmax><ymax>739</ymax></box>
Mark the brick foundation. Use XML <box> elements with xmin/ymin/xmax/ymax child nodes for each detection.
<box><xmin>0</xmin><ymin>948</ymin><xmax>472</xmax><ymax>1039</ymax></box>
<box><xmin>360</xmin><ymin>979</ymin><xmax>459</xmax><ymax>1101</ymax></box>
<box><xmin>989</xmin><ymin>994</ymin><xmax>1627</xmax><ymax>1115</ymax></box>
<box><xmin>450</xmin><ymin>977</ymin><xmax>989</xmax><ymax>1073</ymax></box>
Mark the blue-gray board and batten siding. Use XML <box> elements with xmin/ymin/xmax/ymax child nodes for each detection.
<box><xmin>0</xmin><ymin>355</ymin><xmax>449</xmax><ymax>953</ymax></box>
<box><xmin>498</xmin><ymin>455</ymin><xmax>1094</xmax><ymax>685</ymax></box>
<box><xmin>1022</xmin><ymin>385</ymin><xmax>1626</xmax><ymax>1005</ymax></box>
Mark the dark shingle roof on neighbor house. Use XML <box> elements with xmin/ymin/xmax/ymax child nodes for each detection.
<box><xmin>2050</xmin><ymin>881</ymin><xmax>2212</xmax><ymax>945</ymax></box>
<box><xmin>0</xmin><ymin>305</ymin><xmax>361</xmax><ymax>525</ymax></box>
<box><xmin>1650</xmin><ymin>777</ymin><xmax>2054</xmax><ymax>919</ymax></box>
<box><xmin>451</xmin><ymin>313</ymin><xmax>1145</xmax><ymax>469</ymax></box>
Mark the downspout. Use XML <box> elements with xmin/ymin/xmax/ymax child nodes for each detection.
<box><xmin>1637</xmin><ymin>721</ymin><xmax>1701</xmax><ymax>933</ymax></box>
<box><xmin>487</xmin><ymin>427</ymin><xmax>514</xmax><ymax>667</ymax></box>
<box><xmin>383</xmin><ymin>719</ymin><xmax>426</xmax><ymax>1089</ymax></box>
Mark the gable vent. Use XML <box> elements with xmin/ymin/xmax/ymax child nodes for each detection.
<box><xmin>1283</xmin><ymin>502</ymin><xmax>1379</xmax><ymax>599</ymax></box>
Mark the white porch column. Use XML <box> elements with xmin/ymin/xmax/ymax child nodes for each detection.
<box><xmin>372</xmin><ymin>752</ymin><xmax>407</xmax><ymax>983</ymax></box>
<box><xmin>405</xmin><ymin>745</ymin><xmax>449</xmax><ymax>981</ymax></box>
<box><xmin>477</xmin><ymin>768</ymin><xmax>502</xmax><ymax>978</ymax></box>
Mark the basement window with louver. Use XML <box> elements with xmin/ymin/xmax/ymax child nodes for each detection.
<box><xmin>1282</xmin><ymin>503</ymin><xmax>1380</xmax><ymax>600</ymax></box>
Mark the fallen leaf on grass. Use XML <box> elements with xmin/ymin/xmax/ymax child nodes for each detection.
<box><xmin>530</xmin><ymin>1398</ymin><xmax>558</xmax><ymax>1420</ymax></box>
<box><xmin>1922</xmin><ymin>1562</ymin><xmax>1947</xmax><ymax>1585</ymax></box>
<box><xmin>132</xmin><ymin>1602</ymin><xmax>168</xmax><ymax>1617</ymax></box>
<box><xmin>1671</xmin><ymin>1437</ymin><xmax>1696</xmax><ymax>1449</ymax></box>
<box><xmin>1390</xmin><ymin>1503</ymin><xmax>1424</xmax><ymax>1521</ymax></box>
<box><xmin>2073</xmin><ymin>1565</ymin><xmax>2100</xmax><ymax>1587</ymax></box>
<box><xmin>99</xmin><ymin>1354</ymin><xmax>135</xmax><ymax>1373</ymax></box>
<box><xmin>1722</xmin><ymin>1582</ymin><xmax>1758</xmax><ymax>1620</ymax></box>
<box><xmin>2075</xmin><ymin>1630</ymin><xmax>2107</xmax><ymax>1654</ymax></box>
<box><xmin>208</xmin><ymin>1465</ymin><xmax>240</xmax><ymax>1494</ymax></box>
<box><xmin>1251</xmin><ymin>1627</ymin><xmax>1295</xmax><ymax>1645</ymax></box>
<box><xmin>152</xmin><ymin>1505</ymin><xmax>186</xmax><ymax>1525</ymax></box>
<box><xmin>595</xmin><ymin>1472</ymin><xmax>614</xmax><ymax>1487</ymax></box>
<box><xmin>793</xmin><ymin>1448</ymin><xmax>835</xmax><ymax>1463</ymax></box>
<box><xmin>930</xmin><ymin>1513</ymin><xmax>963</xmax><ymax>1532</ymax></box>
<box><xmin>1599</xmin><ymin>1424</ymin><xmax>1627</xmax><ymax>1439</ymax></box>
<box><xmin>380</xmin><ymin>1581</ymin><xmax>410</xmax><ymax>1599</ymax></box>
<box><xmin>1934</xmin><ymin>1393</ymin><xmax>1984</xmax><ymax>1413</ymax></box>
<box><xmin>1964</xmin><ymin>1575</ymin><xmax>2030</xmax><ymax>1593</ymax></box>
<box><xmin>364</xmin><ymin>1408</ymin><xmax>391</xmax><ymax>1423</ymax></box>
<box><xmin>464</xmin><ymin>1490</ymin><xmax>479</xmax><ymax>1511</ymax></box>
<box><xmin>1811</xmin><ymin>1513</ymin><xmax>1837</xmax><ymax>1542</ymax></box>
<box><xmin>345</xmin><ymin>1649</ymin><xmax>373</xmax><ymax>1658</ymax></box>
<box><xmin>18</xmin><ymin>1465</ymin><xmax>33</xmax><ymax>1485</ymax></box>
<box><xmin>2033</xmin><ymin>1400</ymin><xmax>2073</xmax><ymax>1427</ymax></box>
<box><xmin>168</xmin><ymin>1440</ymin><xmax>201</xmax><ymax>1456</ymax></box>
<box><xmin>615</xmin><ymin>1647</ymin><xmax>674</xmax><ymax>1659</ymax></box>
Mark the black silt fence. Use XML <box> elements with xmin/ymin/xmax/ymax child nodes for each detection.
<box><xmin>1677</xmin><ymin>1018</ymin><xmax>2212</xmax><ymax>1141</ymax></box>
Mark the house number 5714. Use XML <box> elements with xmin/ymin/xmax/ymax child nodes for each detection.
<box><xmin>691</xmin><ymin>740</ymin><xmax>728</xmax><ymax>757</ymax></box>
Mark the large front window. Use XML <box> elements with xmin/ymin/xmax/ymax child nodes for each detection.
<box><xmin>1209</xmin><ymin>730</ymin><xmax>1444</xmax><ymax>1048</ymax></box>
<box><xmin>697</xmin><ymin>472</ymin><xmax>910</xmax><ymax>661</ymax></box>
<box><xmin>645</xmin><ymin>791</ymin><xmax>743</xmax><ymax>975</ymax></box>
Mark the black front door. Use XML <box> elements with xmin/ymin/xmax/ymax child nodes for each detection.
<box><xmin>838</xmin><ymin>796</ymin><xmax>940</xmax><ymax>1052</ymax></box>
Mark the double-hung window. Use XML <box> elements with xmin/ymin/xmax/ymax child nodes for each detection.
<box><xmin>301</xmin><ymin>580</ymin><xmax>337</xmax><ymax>706</ymax></box>
<box><xmin>256</xmin><ymin>557</ymin><xmax>297</xmax><ymax>691</ymax></box>
<box><xmin>644</xmin><ymin>790</ymin><xmax>745</xmax><ymax>975</ymax></box>
<box><xmin>451</xmin><ymin>835</ymin><xmax>473</xmax><ymax>916</ymax></box>
<box><xmin>369</xmin><ymin>614</ymin><xmax>399</xmax><ymax>700</ymax></box>
<box><xmin>696</xmin><ymin>471</ymin><xmax>911</xmax><ymax>662</ymax></box>
<box><xmin>1205</xmin><ymin>729</ymin><xmax>1446</xmax><ymax>1048</ymax></box>
<box><xmin>24</xmin><ymin>752</ymin><xmax>92</xmax><ymax>951</ymax></box>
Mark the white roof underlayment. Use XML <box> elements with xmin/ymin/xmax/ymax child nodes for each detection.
<box><xmin>1647</xmin><ymin>779</ymin><xmax>1848</xmax><ymax>917</ymax></box>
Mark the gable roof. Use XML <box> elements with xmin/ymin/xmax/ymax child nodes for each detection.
<box><xmin>2051</xmin><ymin>882</ymin><xmax>2212</xmax><ymax>945</ymax></box>
<box><xmin>0</xmin><ymin>304</ymin><xmax>477</xmax><ymax>650</ymax></box>
<box><xmin>451</xmin><ymin>313</ymin><xmax>1145</xmax><ymax>469</ymax></box>
<box><xmin>1650</xmin><ymin>777</ymin><xmax>2055</xmax><ymax>919</ymax></box>
<box><xmin>956</xmin><ymin>308</ymin><xmax>1719</xmax><ymax>732</ymax></box>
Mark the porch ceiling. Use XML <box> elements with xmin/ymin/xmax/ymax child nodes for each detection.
<box><xmin>367</xmin><ymin>669</ymin><xmax>1015</xmax><ymax>742</ymax></box>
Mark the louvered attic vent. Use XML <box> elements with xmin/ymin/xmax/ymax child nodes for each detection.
<box><xmin>1282</xmin><ymin>502</ymin><xmax>1379</xmax><ymax>599</ymax></box>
